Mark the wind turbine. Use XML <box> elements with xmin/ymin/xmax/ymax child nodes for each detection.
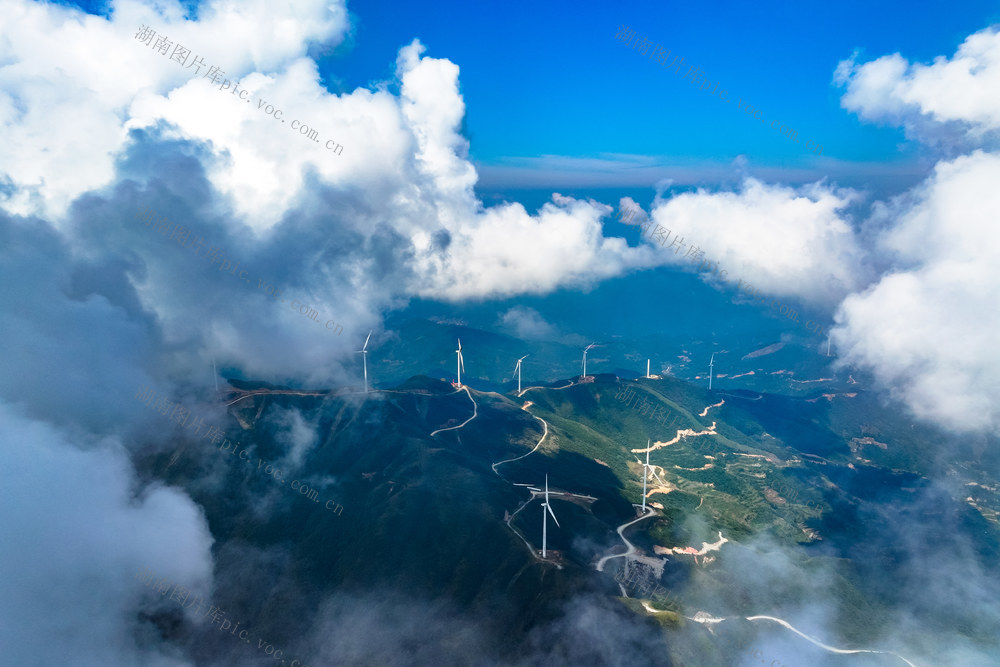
<box><xmin>541</xmin><ymin>474</ymin><xmax>560</xmax><ymax>558</ymax></box>
<box><xmin>513</xmin><ymin>354</ymin><xmax>528</xmax><ymax>393</ymax></box>
<box><xmin>646</xmin><ymin>359</ymin><xmax>651</xmax><ymax>379</ymax></box>
<box><xmin>708</xmin><ymin>353</ymin><xmax>715</xmax><ymax>390</ymax></box>
<box><xmin>641</xmin><ymin>443</ymin><xmax>651</xmax><ymax>511</ymax></box>
<box><xmin>581</xmin><ymin>343</ymin><xmax>596</xmax><ymax>379</ymax></box>
<box><xmin>358</xmin><ymin>330</ymin><xmax>372</xmax><ymax>393</ymax></box>
<box><xmin>455</xmin><ymin>338</ymin><xmax>465</xmax><ymax>387</ymax></box>
<box><xmin>635</xmin><ymin>448</ymin><xmax>667</xmax><ymax>513</ymax></box>
<box><xmin>212</xmin><ymin>358</ymin><xmax>219</xmax><ymax>393</ymax></box>
<box><xmin>826</xmin><ymin>335</ymin><xmax>832</xmax><ymax>357</ymax></box>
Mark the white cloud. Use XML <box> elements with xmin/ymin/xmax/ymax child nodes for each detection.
<box><xmin>0</xmin><ymin>401</ymin><xmax>214</xmax><ymax>665</ymax></box>
<box><xmin>271</xmin><ymin>406</ymin><xmax>319</xmax><ymax>470</ymax></box>
<box><xmin>829</xmin><ymin>25</ymin><xmax>1000</xmax><ymax>434</ymax></box>
<box><xmin>645</xmin><ymin>177</ymin><xmax>867</xmax><ymax>304</ymax></box>
<box><xmin>0</xmin><ymin>0</ymin><xmax>662</xmax><ymax>314</ymax></box>
<box><xmin>835</xmin><ymin>26</ymin><xmax>1000</xmax><ymax>147</ymax></box>
<box><xmin>0</xmin><ymin>0</ymin><xmax>349</xmax><ymax>220</ymax></box>
<box><xmin>834</xmin><ymin>150</ymin><xmax>1000</xmax><ymax>432</ymax></box>
<box><xmin>499</xmin><ymin>306</ymin><xmax>557</xmax><ymax>341</ymax></box>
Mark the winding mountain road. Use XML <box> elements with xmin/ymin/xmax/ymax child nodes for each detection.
<box><xmin>430</xmin><ymin>386</ymin><xmax>478</xmax><ymax>436</ymax></box>
<box><xmin>744</xmin><ymin>616</ymin><xmax>918</xmax><ymax>666</ymax></box>
<box><xmin>517</xmin><ymin>380</ymin><xmax>574</xmax><ymax>398</ymax></box>
<box><xmin>595</xmin><ymin>508</ymin><xmax>656</xmax><ymax>572</ymax></box>
<box><xmin>491</xmin><ymin>403</ymin><xmax>548</xmax><ymax>481</ymax></box>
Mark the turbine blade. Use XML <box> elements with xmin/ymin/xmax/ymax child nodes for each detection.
<box><xmin>363</xmin><ymin>330</ymin><xmax>372</xmax><ymax>350</ymax></box>
<box><xmin>546</xmin><ymin>503</ymin><xmax>560</xmax><ymax>527</ymax></box>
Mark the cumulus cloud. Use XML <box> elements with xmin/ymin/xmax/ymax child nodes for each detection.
<box><xmin>499</xmin><ymin>306</ymin><xmax>557</xmax><ymax>341</ymax></box>
<box><xmin>644</xmin><ymin>177</ymin><xmax>867</xmax><ymax>305</ymax></box>
<box><xmin>0</xmin><ymin>0</ymin><xmax>350</xmax><ymax>220</ymax></box>
<box><xmin>824</xmin><ymin>24</ymin><xmax>1000</xmax><ymax>434</ymax></box>
<box><xmin>0</xmin><ymin>401</ymin><xmax>214</xmax><ymax>666</ymax></box>
<box><xmin>0</xmin><ymin>208</ymin><xmax>177</xmax><ymax>434</ymax></box>
<box><xmin>835</xmin><ymin>26</ymin><xmax>1000</xmax><ymax>149</ymax></box>
<box><xmin>0</xmin><ymin>0</ymin><xmax>667</xmax><ymax>337</ymax></box>
<box><xmin>834</xmin><ymin>150</ymin><xmax>1000</xmax><ymax>433</ymax></box>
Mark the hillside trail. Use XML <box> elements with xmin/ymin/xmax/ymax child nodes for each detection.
<box><xmin>488</xmin><ymin>389</ymin><xmax>599</xmax><ymax>562</ymax></box>
<box><xmin>491</xmin><ymin>407</ymin><xmax>548</xmax><ymax>485</ymax></box>
<box><xmin>632</xmin><ymin>422</ymin><xmax>718</xmax><ymax>454</ymax></box>
<box><xmin>745</xmin><ymin>617</ymin><xmax>918</xmax><ymax>666</ymax></box>
<box><xmin>429</xmin><ymin>385</ymin><xmax>478</xmax><ymax>436</ymax></box>
<box><xmin>699</xmin><ymin>399</ymin><xmax>724</xmax><ymax>417</ymax></box>
<box><xmin>517</xmin><ymin>380</ymin><xmax>574</xmax><ymax>398</ymax></box>
<box><xmin>595</xmin><ymin>508</ymin><xmax>656</xmax><ymax>572</ymax></box>
<box><xmin>225</xmin><ymin>388</ymin><xmax>329</xmax><ymax>406</ymax></box>
<box><xmin>686</xmin><ymin>614</ymin><xmax>917</xmax><ymax>666</ymax></box>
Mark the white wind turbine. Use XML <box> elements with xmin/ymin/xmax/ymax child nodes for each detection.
<box><xmin>641</xmin><ymin>441</ymin><xmax>652</xmax><ymax>511</ymax></box>
<box><xmin>455</xmin><ymin>338</ymin><xmax>465</xmax><ymax>387</ymax></box>
<box><xmin>541</xmin><ymin>474</ymin><xmax>560</xmax><ymax>558</ymax></box>
<box><xmin>635</xmin><ymin>447</ymin><xmax>667</xmax><ymax>513</ymax></box>
<box><xmin>513</xmin><ymin>354</ymin><xmax>528</xmax><ymax>393</ymax></box>
<box><xmin>358</xmin><ymin>330</ymin><xmax>372</xmax><ymax>393</ymax></box>
<box><xmin>708</xmin><ymin>353</ymin><xmax>715</xmax><ymax>390</ymax></box>
<box><xmin>646</xmin><ymin>359</ymin><xmax>651</xmax><ymax>379</ymax></box>
<box><xmin>581</xmin><ymin>343</ymin><xmax>596</xmax><ymax>379</ymax></box>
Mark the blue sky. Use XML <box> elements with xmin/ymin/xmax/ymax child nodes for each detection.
<box><xmin>69</xmin><ymin>0</ymin><xmax>1000</xmax><ymax>179</ymax></box>
<box><xmin>329</xmin><ymin>0</ymin><xmax>1000</xmax><ymax>171</ymax></box>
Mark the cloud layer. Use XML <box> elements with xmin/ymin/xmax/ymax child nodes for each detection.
<box><xmin>640</xmin><ymin>177</ymin><xmax>867</xmax><ymax>305</ymax></box>
<box><xmin>0</xmin><ymin>401</ymin><xmax>214</xmax><ymax>666</ymax></box>
<box><xmin>835</xmin><ymin>26</ymin><xmax>1000</xmax><ymax>149</ymax></box>
<box><xmin>835</xmin><ymin>150</ymin><xmax>1000</xmax><ymax>432</ymax></box>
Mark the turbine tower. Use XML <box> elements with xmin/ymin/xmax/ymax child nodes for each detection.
<box><xmin>513</xmin><ymin>354</ymin><xmax>528</xmax><ymax>393</ymax></box>
<box><xmin>646</xmin><ymin>359</ymin><xmax>651</xmax><ymax>379</ymax></box>
<box><xmin>826</xmin><ymin>335</ymin><xmax>832</xmax><ymax>357</ymax></box>
<box><xmin>541</xmin><ymin>474</ymin><xmax>560</xmax><ymax>558</ymax></box>
<box><xmin>358</xmin><ymin>330</ymin><xmax>372</xmax><ymax>393</ymax></box>
<box><xmin>642</xmin><ymin>441</ymin><xmax>651</xmax><ymax>512</ymax></box>
<box><xmin>708</xmin><ymin>353</ymin><xmax>715</xmax><ymax>390</ymax></box>
<box><xmin>581</xmin><ymin>343</ymin><xmax>596</xmax><ymax>379</ymax></box>
<box><xmin>212</xmin><ymin>358</ymin><xmax>219</xmax><ymax>393</ymax></box>
<box><xmin>455</xmin><ymin>338</ymin><xmax>465</xmax><ymax>387</ymax></box>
